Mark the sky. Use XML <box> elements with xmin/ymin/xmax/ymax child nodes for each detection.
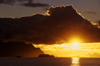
<box><xmin>34</xmin><ymin>43</ymin><xmax>100</xmax><ymax>57</ymax></box>
<box><xmin>0</xmin><ymin>0</ymin><xmax>100</xmax><ymax>22</ymax></box>
<box><xmin>1</xmin><ymin>0</ymin><xmax>100</xmax><ymax>57</ymax></box>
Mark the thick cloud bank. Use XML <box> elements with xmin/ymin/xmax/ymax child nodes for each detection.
<box><xmin>0</xmin><ymin>5</ymin><xmax>100</xmax><ymax>44</ymax></box>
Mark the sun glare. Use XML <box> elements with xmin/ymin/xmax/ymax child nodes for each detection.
<box><xmin>33</xmin><ymin>43</ymin><xmax>100</xmax><ymax>57</ymax></box>
<box><xmin>61</xmin><ymin>44</ymin><xmax>64</xmax><ymax>46</ymax></box>
<box><xmin>72</xmin><ymin>42</ymin><xmax>79</xmax><ymax>47</ymax></box>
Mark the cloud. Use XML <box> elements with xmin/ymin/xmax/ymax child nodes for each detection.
<box><xmin>0</xmin><ymin>0</ymin><xmax>5</xmax><ymax>4</ymax></box>
<box><xmin>0</xmin><ymin>41</ymin><xmax>44</xmax><ymax>57</ymax></box>
<box><xmin>0</xmin><ymin>5</ymin><xmax>100</xmax><ymax>44</ymax></box>
<box><xmin>0</xmin><ymin>0</ymin><xmax>15</xmax><ymax>5</ymax></box>
<box><xmin>33</xmin><ymin>43</ymin><xmax>100</xmax><ymax>57</ymax></box>
<box><xmin>0</xmin><ymin>0</ymin><xmax>50</xmax><ymax>8</ymax></box>
<box><xmin>20</xmin><ymin>3</ymin><xmax>50</xmax><ymax>7</ymax></box>
<box><xmin>83</xmin><ymin>10</ymin><xmax>96</xmax><ymax>14</ymax></box>
<box><xmin>0</xmin><ymin>0</ymin><xmax>30</xmax><ymax>4</ymax></box>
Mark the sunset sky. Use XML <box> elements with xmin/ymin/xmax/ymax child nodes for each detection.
<box><xmin>1</xmin><ymin>0</ymin><xmax>100</xmax><ymax>57</ymax></box>
<box><xmin>0</xmin><ymin>0</ymin><xmax>100</xmax><ymax>22</ymax></box>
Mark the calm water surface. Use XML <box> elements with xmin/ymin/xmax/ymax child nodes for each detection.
<box><xmin>0</xmin><ymin>57</ymin><xmax>100</xmax><ymax>66</ymax></box>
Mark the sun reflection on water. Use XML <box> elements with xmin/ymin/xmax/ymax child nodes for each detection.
<box><xmin>71</xmin><ymin>57</ymin><xmax>80</xmax><ymax>66</ymax></box>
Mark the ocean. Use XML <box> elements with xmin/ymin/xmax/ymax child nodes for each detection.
<box><xmin>0</xmin><ymin>57</ymin><xmax>100</xmax><ymax>66</ymax></box>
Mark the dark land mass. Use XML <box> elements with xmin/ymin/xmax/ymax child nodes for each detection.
<box><xmin>0</xmin><ymin>41</ymin><xmax>44</xmax><ymax>57</ymax></box>
<box><xmin>38</xmin><ymin>54</ymin><xmax>55</xmax><ymax>58</ymax></box>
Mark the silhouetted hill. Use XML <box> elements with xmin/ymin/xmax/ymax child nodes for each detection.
<box><xmin>38</xmin><ymin>54</ymin><xmax>54</xmax><ymax>58</ymax></box>
<box><xmin>0</xmin><ymin>41</ymin><xmax>44</xmax><ymax>57</ymax></box>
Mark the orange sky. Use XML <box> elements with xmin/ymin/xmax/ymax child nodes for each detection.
<box><xmin>33</xmin><ymin>43</ymin><xmax>100</xmax><ymax>57</ymax></box>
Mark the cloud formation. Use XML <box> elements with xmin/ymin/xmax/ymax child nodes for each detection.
<box><xmin>0</xmin><ymin>0</ymin><xmax>32</xmax><ymax>4</ymax></box>
<box><xmin>83</xmin><ymin>10</ymin><xmax>96</xmax><ymax>14</ymax></box>
<box><xmin>0</xmin><ymin>0</ymin><xmax>15</xmax><ymax>5</ymax></box>
<box><xmin>34</xmin><ymin>43</ymin><xmax>100</xmax><ymax>57</ymax></box>
<box><xmin>0</xmin><ymin>5</ymin><xmax>100</xmax><ymax>44</ymax></box>
<box><xmin>0</xmin><ymin>0</ymin><xmax>50</xmax><ymax>8</ymax></box>
<box><xmin>20</xmin><ymin>3</ymin><xmax>50</xmax><ymax>7</ymax></box>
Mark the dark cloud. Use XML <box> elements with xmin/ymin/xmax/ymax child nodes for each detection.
<box><xmin>0</xmin><ymin>0</ymin><xmax>30</xmax><ymax>4</ymax></box>
<box><xmin>0</xmin><ymin>5</ymin><xmax>100</xmax><ymax>44</ymax></box>
<box><xmin>0</xmin><ymin>41</ymin><xmax>44</xmax><ymax>57</ymax></box>
<box><xmin>0</xmin><ymin>0</ymin><xmax>15</xmax><ymax>5</ymax></box>
<box><xmin>20</xmin><ymin>3</ymin><xmax>50</xmax><ymax>7</ymax></box>
<box><xmin>20</xmin><ymin>0</ymin><xmax>50</xmax><ymax>7</ymax></box>
<box><xmin>0</xmin><ymin>0</ymin><xmax>50</xmax><ymax>8</ymax></box>
<box><xmin>0</xmin><ymin>0</ymin><xmax>5</xmax><ymax>4</ymax></box>
<box><xmin>83</xmin><ymin>10</ymin><xmax>96</xmax><ymax>14</ymax></box>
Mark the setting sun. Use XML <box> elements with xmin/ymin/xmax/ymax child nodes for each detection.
<box><xmin>72</xmin><ymin>42</ymin><xmax>79</xmax><ymax>47</ymax></box>
<box><xmin>70</xmin><ymin>37</ymin><xmax>81</xmax><ymax>47</ymax></box>
<box><xmin>33</xmin><ymin>43</ymin><xmax>100</xmax><ymax>57</ymax></box>
<box><xmin>69</xmin><ymin>36</ymin><xmax>83</xmax><ymax>43</ymax></box>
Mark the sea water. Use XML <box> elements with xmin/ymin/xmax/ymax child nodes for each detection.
<box><xmin>0</xmin><ymin>57</ymin><xmax>100</xmax><ymax>66</ymax></box>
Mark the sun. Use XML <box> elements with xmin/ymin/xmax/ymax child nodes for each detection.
<box><xmin>72</xmin><ymin>42</ymin><xmax>79</xmax><ymax>47</ymax></box>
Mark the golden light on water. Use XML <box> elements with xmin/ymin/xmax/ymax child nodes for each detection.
<box><xmin>72</xmin><ymin>58</ymin><xmax>79</xmax><ymax>64</ymax></box>
<box><xmin>71</xmin><ymin>57</ymin><xmax>80</xmax><ymax>66</ymax></box>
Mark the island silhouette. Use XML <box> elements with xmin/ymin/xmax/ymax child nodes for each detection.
<box><xmin>38</xmin><ymin>54</ymin><xmax>55</xmax><ymax>58</ymax></box>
